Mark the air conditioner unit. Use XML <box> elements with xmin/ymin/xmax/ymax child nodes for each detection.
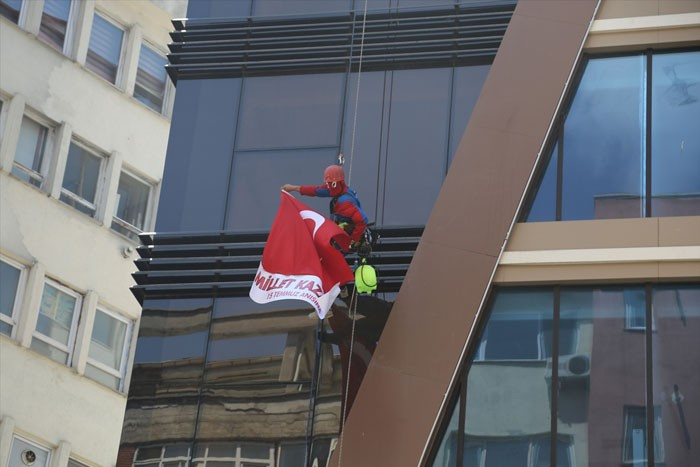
<box><xmin>545</xmin><ymin>354</ymin><xmax>590</xmax><ymax>381</ymax></box>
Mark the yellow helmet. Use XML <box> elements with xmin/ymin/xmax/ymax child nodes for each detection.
<box><xmin>354</xmin><ymin>263</ymin><xmax>377</xmax><ymax>294</ymax></box>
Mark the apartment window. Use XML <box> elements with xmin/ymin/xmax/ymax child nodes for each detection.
<box><xmin>86</xmin><ymin>13</ymin><xmax>124</xmax><ymax>84</ymax></box>
<box><xmin>134</xmin><ymin>445</ymin><xmax>191</xmax><ymax>466</ymax></box>
<box><xmin>624</xmin><ymin>288</ymin><xmax>646</xmax><ymax>330</ymax></box>
<box><xmin>622</xmin><ymin>407</ymin><xmax>664</xmax><ymax>464</ymax></box>
<box><xmin>67</xmin><ymin>459</ymin><xmax>90</xmax><ymax>467</ymax></box>
<box><xmin>31</xmin><ymin>280</ymin><xmax>82</xmax><ymax>365</ymax></box>
<box><xmin>9</xmin><ymin>435</ymin><xmax>51</xmax><ymax>467</ymax></box>
<box><xmin>134</xmin><ymin>44</ymin><xmax>168</xmax><ymax>113</ymax></box>
<box><xmin>112</xmin><ymin>171</ymin><xmax>151</xmax><ymax>239</ymax></box>
<box><xmin>60</xmin><ymin>141</ymin><xmax>103</xmax><ymax>216</ymax></box>
<box><xmin>0</xmin><ymin>0</ymin><xmax>22</xmax><ymax>24</ymax></box>
<box><xmin>192</xmin><ymin>443</ymin><xmax>275</xmax><ymax>466</ymax></box>
<box><xmin>39</xmin><ymin>0</ymin><xmax>75</xmax><ymax>53</ymax></box>
<box><xmin>0</xmin><ymin>256</ymin><xmax>25</xmax><ymax>337</ymax></box>
<box><xmin>85</xmin><ymin>307</ymin><xmax>131</xmax><ymax>391</ymax></box>
<box><xmin>12</xmin><ymin>116</ymin><xmax>49</xmax><ymax>187</ymax></box>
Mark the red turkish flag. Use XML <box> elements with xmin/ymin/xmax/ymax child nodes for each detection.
<box><xmin>249</xmin><ymin>192</ymin><xmax>354</xmax><ymax>318</ymax></box>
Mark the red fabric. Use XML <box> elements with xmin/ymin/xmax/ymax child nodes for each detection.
<box><xmin>261</xmin><ymin>192</ymin><xmax>353</xmax><ymax>290</ymax></box>
<box><xmin>334</xmin><ymin>199</ymin><xmax>367</xmax><ymax>242</ymax></box>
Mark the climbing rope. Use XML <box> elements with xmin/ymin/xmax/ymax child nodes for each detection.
<box><xmin>336</xmin><ymin>0</ymin><xmax>369</xmax><ymax>464</ymax></box>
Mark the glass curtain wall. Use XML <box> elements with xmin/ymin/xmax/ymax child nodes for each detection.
<box><xmin>524</xmin><ymin>50</ymin><xmax>700</xmax><ymax>222</ymax></box>
<box><xmin>429</xmin><ymin>284</ymin><xmax>700</xmax><ymax>467</ymax></box>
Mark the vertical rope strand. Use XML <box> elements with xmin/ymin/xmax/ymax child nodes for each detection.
<box><xmin>347</xmin><ymin>0</ymin><xmax>369</xmax><ymax>187</ymax></box>
<box><xmin>337</xmin><ymin>286</ymin><xmax>360</xmax><ymax>467</ymax></box>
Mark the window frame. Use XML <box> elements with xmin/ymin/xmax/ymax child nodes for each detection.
<box><xmin>59</xmin><ymin>138</ymin><xmax>106</xmax><ymax>217</ymax></box>
<box><xmin>12</xmin><ymin>113</ymin><xmax>54</xmax><ymax>188</ymax></box>
<box><xmin>32</xmin><ymin>278</ymin><xmax>83</xmax><ymax>365</ymax></box>
<box><xmin>111</xmin><ymin>167</ymin><xmax>155</xmax><ymax>239</ymax></box>
<box><xmin>85</xmin><ymin>10</ymin><xmax>126</xmax><ymax>86</ymax></box>
<box><xmin>622</xmin><ymin>405</ymin><xmax>665</xmax><ymax>464</ymax></box>
<box><xmin>134</xmin><ymin>40</ymin><xmax>171</xmax><ymax>115</ymax></box>
<box><xmin>9</xmin><ymin>434</ymin><xmax>52</xmax><ymax>467</ymax></box>
<box><xmin>0</xmin><ymin>255</ymin><xmax>26</xmax><ymax>338</ymax></box>
<box><xmin>85</xmin><ymin>305</ymin><xmax>132</xmax><ymax>391</ymax></box>
<box><xmin>0</xmin><ymin>0</ymin><xmax>26</xmax><ymax>26</ymax></box>
<box><xmin>38</xmin><ymin>0</ymin><xmax>79</xmax><ymax>55</ymax></box>
<box><xmin>133</xmin><ymin>445</ymin><xmax>192</xmax><ymax>466</ymax></box>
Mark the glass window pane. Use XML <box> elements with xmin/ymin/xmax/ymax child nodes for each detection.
<box><xmin>558</xmin><ymin>286</ymin><xmax>647</xmax><ymax>467</ymax></box>
<box><xmin>13</xmin><ymin>116</ymin><xmax>48</xmax><ymax>185</ymax></box>
<box><xmin>237</xmin><ymin>73</ymin><xmax>343</xmax><ymax>150</ymax></box>
<box><xmin>383</xmin><ymin>68</ymin><xmax>451</xmax><ymax>226</ymax></box>
<box><xmin>0</xmin><ymin>260</ymin><xmax>21</xmax><ymax>320</ymax></box>
<box><xmin>86</xmin><ymin>14</ymin><xmax>124</xmax><ymax>84</ymax></box>
<box><xmin>39</xmin><ymin>0</ymin><xmax>71</xmax><ymax>51</ymax></box>
<box><xmin>0</xmin><ymin>0</ymin><xmax>22</xmax><ymax>23</ymax></box>
<box><xmin>226</xmin><ymin>148</ymin><xmax>337</xmax><ymax>231</ymax></box>
<box><xmin>279</xmin><ymin>443</ymin><xmax>305</xmax><ymax>467</ymax></box>
<box><xmin>135</xmin><ymin>44</ymin><xmax>167</xmax><ymax>113</ymax></box>
<box><xmin>429</xmin><ymin>395</ymin><xmax>460</xmax><ymax>466</ymax></box>
<box><xmin>465</xmin><ymin>289</ymin><xmax>552</xmax><ymax>467</ymax></box>
<box><xmin>156</xmin><ymin>79</ymin><xmax>241</xmax><ymax>231</ymax></box>
<box><xmin>85</xmin><ymin>362</ymin><xmax>120</xmax><ymax>389</ymax></box>
<box><xmin>652</xmin><ymin>285</ymin><xmax>699</xmax><ymax>466</ymax></box>
<box><xmin>88</xmin><ymin>309</ymin><xmax>127</xmax><ymax>370</ymax></box>
<box><xmin>135</xmin><ymin>446</ymin><xmax>163</xmax><ymax>460</ymax></box>
<box><xmin>9</xmin><ymin>437</ymin><xmax>50</xmax><ymax>467</ymax></box>
<box><xmin>113</xmin><ymin>172</ymin><xmax>150</xmax><ymax>231</ymax></box>
<box><xmin>525</xmin><ymin>142</ymin><xmax>557</xmax><ymax>222</ymax></box>
<box><xmin>31</xmin><ymin>337</ymin><xmax>69</xmax><ymax>364</ymax></box>
<box><xmin>562</xmin><ymin>55</ymin><xmax>645</xmax><ymax>220</ymax></box>
<box><xmin>449</xmin><ymin>65</ymin><xmax>491</xmax><ymax>167</ymax></box>
<box><xmin>253</xmin><ymin>0</ymin><xmax>351</xmax><ymax>17</ymax></box>
<box><xmin>61</xmin><ymin>142</ymin><xmax>101</xmax><ymax>211</ymax></box>
<box><xmin>651</xmin><ymin>51</ymin><xmax>700</xmax><ymax>216</ymax></box>
<box><xmin>35</xmin><ymin>283</ymin><xmax>77</xmax><ymax>345</ymax></box>
<box><xmin>340</xmin><ymin>71</ymin><xmax>386</xmax><ymax>225</ymax></box>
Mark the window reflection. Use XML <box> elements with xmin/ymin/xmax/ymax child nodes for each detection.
<box><xmin>525</xmin><ymin>143</ymin><xmax>557</xmax><ymax>222</ymax></box>
<box><xmin>563</xmin><ymin>56</ymin><xmax>645</xmax><ymax>220</ymax></box>
<box><xmin>652</xmin><ymin>285</ymin><xmax>699</xmax><ymax>467</ymax></box>
<box><xmin>651</xmin><ymin>51</ymin><xmax>700</xmax><ymax>216</ymax></box>
<box><xmin>464</xmin><ymin>289</ymin><xmax>553</xmax><ymax>467</ymax></box>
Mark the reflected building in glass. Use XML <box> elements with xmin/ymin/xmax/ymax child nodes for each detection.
<box><xmin>118</xmin><ymin>1</ymin><xmax>700</xmax><ymax>466</ymax></box>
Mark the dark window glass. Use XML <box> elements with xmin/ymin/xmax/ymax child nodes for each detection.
<box><xmin>135</xmin><ymin>44</ymin><xmax>168</xmax><ymax>113</ymax></box>
<box><xmin>525</xmin><ymin>142</ymin><xmax>557</xmax><ymax>222</ymax></box>
<box><xmin>112</xmin><ymin>171</ymin><xmax>150</xmax><ymax>238</ymax></box>
<box><xmin>465</xmin><ymin>289</ymin><xmax>552</xmax><ymax>466</ymax></box>
<box><xmin>187</xmin><ymin>0</ymin><xmax>251</xmax><ymax>18</ymax></box>
<box><xmin>558</xmin><ymin>287</ymin><xmax>646</xmax><ymax>467</ymax></box>
<box><xmin>449</xmin><ymin>65</ymin><xmax>490</xmax><ymax>167</ymax></box>
<box><xmin>652</xmin><ymin>285</ymin><xmax>699</xmax><ymax>466</ymax></box>
<box><xmin>60</xmin><ymin>142</ymin><xmax>102</xmax><ymax>215</ymax></box>
<box><xmin>563</xmin><ymin>55</ymin><xmax>645</xmax><ymax>220</ymax></box>
<box><xmin>651</xmin><ymin>51</ymin><xmax>700</xmax><ymax>216</ymax></box>
<box><xmin>237</xmin><ymin>74</ymin><xmax>343</xmax><ymax>150</ymax></box>
<box><xmin>0</xmin><ymin>259</ymin><xmax>21</xmax><ymax>336</ymax></box>
<box><xmin>39</xmin><ymin>0</ymin><xmax>72</xmax><ymax>51</ymax></box>
<box><xmin>226</xmin><ymin>148</ymin><xmax>336</xmax><ymax>231</ymax></box>
<box><xmin>340</xmin><ymin>71</ymin><xmax>386</xmax><ymax>224</ymax></box>
<box><xmin>86</xmin><ymin>14</ymin><xmax>124</xmax><ymax>84</ymax></box>
<box><xmin>383</xmin><ymin>68</ymin><xmax>451</xmax><ymax>226</ymax></box>
<box><xmin>156</xmin><ymin>78</ymin><xmax>241</xmax><ymax>231</ymax></box>
<box><xmin>12</xmin><ymin>116</ymin><xmax>48</xmax><ymax>187</ymax></box>
<box><xmin>429</xmin><ymin>395</ymin><xmax>460</xmax><ymax>466</ymax></box>
<box><xmin>253</xmin><ymin>0</ymin><xmax>351</xmax><ymax>17</ymax></box>
<box><xmin>279</xmin><ymin>443</ymin><xmax>305</xmax><ymax>467</ymax></box>
<box><xmin>0</xmin><ymin>0</ymin><xmax>21</xmax><ymax>23</ymax></box>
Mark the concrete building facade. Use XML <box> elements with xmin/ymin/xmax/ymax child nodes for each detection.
<box><xmin>0</xmin><ymin>1</ymin><xmax>185</xmax><ymax>465</ymax></box>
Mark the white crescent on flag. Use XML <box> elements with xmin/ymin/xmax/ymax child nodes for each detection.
<box><xmin>299</xmin><ymin>209</ymin><xmax>325</xmax><ymax>239</ymax></box>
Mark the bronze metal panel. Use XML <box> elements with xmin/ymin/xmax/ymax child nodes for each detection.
<box><xmin>372</xmin><ymin>242</ymin><xmax>496</xmax><ymax>380</ymax></box>
<box><xmin>329</xmin><ymin>1</ymin><xmax>600</xmax><ymax>465</ymax></box>
<box><xmin>332</xmin><ymin>364</ymin><xmax>445</xmax><ymax>467</ymax></box>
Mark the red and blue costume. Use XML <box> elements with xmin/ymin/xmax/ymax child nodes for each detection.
<box><xmin>299</xmin><ymin>183</ymin><xmax>368</xmax><ymax>243</ymax></box>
